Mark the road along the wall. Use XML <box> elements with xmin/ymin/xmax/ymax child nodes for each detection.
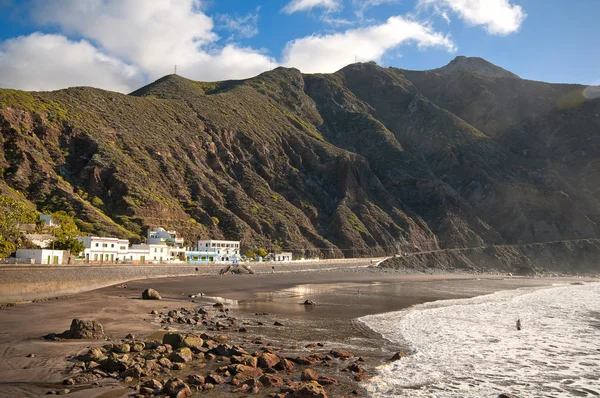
<box><xmin>0</xmin><ymin>258</ymin><xmax>380</xmax><ymax>303</ymax></box>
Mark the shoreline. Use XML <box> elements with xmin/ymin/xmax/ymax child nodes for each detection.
<box><xmin>0</xmin><ymin>269</ymin><xmax>596</xmax><ymax>397</ymax></box>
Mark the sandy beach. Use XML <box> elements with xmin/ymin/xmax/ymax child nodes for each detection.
<box><xmin>0</xmin><ymin>265</ymin><xmax>594</xmax><ymax>398</ymax></box>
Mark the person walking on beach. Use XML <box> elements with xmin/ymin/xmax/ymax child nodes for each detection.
<box><xmin>516</xmin><ymin>318</ymin><xmax>522</xmax><ymax>331</ymax></box>
<box><xmin>271</xmin><ymin>266</ymin><xmax>275</xmax><ymax>273</ymax></box>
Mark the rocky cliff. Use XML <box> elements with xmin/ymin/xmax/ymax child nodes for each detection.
<box><xmin>1</xmin><ymin>56</ymin><xmax>599</xmax><ymax>267</ymax></box>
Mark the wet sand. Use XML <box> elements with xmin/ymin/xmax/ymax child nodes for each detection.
<box><xmin>0</xmin><ymin>269</ymin><xmax>593</xmax><ymax>397</ymax></box>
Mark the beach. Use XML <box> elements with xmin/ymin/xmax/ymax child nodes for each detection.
<box><xmin>0</xmin><ymin>264</ymin><xmax>595</xmax><ymax>397</ymax></box>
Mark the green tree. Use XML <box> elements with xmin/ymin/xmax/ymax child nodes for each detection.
<box><xmin>0</xmin><ymin>195</ymin><xmax>37</xmax><ymax>257</ymax></box>
<box><xmin>244</xmin><ymin>250</ymin><xmax>256</xmax><ymax>259</ymax></box>
<box><xmin>51</xmin><ymin>211</ymin><xmax>80</xmax><ymax>238</ymax></box>
<box><xmin>52</xmin><ymin>236</ymin><xmax>85</xmax><ymax>255</ymax></box>
<box><xmin>255</xmin><ymin>248</ymin><xmax>268</xmax><ymax>258</ymax></box>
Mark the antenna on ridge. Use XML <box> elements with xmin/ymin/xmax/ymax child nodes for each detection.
<box><xmin>174</xmin><ymin>65</ymin><xmax>177</xmax><ymax>75</ymax></box>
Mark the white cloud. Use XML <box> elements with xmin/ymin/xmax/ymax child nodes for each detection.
<box><xmin>282</xmin><ymin>0</ymin><xmax>342</xmax><ymax>14</ymax></box>
<box><xmin>31</xmin><ymin>0</ymin><xmax>273</xmax><ymax>83</ymax></box>
<box><xmin>0</xmin><ymin>33</ymin><xmax>143</xmax><ymax>92</ymax></box>
<box><xmin>352</xmin><ymin>0</ymin><xmax>400</xmax><ymax>18</ymax></box>
<box><xmin>419</xmin><ymin>0</ymin><xmax>526</xmax><ymax>35</ymax></box>
<box><xmin>217</xmin><ymin>10</ymin><xmax>260</xmax><ymax>39</ymax></box>
<box><xmin>282</xmin><ymin>16</ymin><xmax>456</xmax><ymax>73</ymax></box>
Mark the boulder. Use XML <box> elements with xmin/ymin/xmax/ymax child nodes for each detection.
<box><xmin>186</xmin><ymin>374</ymin><xmax>205</xmax><ymax>385</ymax></box>
<box><xmin>142</xmin><ymin>288</ymin><xmax>161</xmax><ymax>300</ymax></box>
<box><xmin>163</xmin><ymin>378</ymin><xmax>192</xmax><ymax>398</ymax></box>
<box><xmin>231</xmin><ymin>355</ymin><xmax>258</xmax><ymax>368</ymax></box>
<box><xmin>303</xmin><ymin>300</ymin><xmax>316</xmax><ymax>305</ymax></box>
<box><xmin>274</xmin><ymin>358</ymin><xmax>295</xmax><ymax>372</ymax></box>
<box><xmin>231</xmin><ymin>364</ymin><xmax>263</xmax><ymax>381</ymax></box>
<box><xmin>301</xmin><ymin>369</ymin><xmax>319</xmax><ymax>382</ymax></box>
<box><xmin>142</xmin><ymin>379</ymin><xmax>163</xmax><ymax>391</ymax></box>
<box><xmin>317</xmin><ymin>377</ymin><xmax>339</xmax><ymax>385</ymax></box>
<box><xmin>113</xmin><ymin>343</ymin><xmax>130</xmax><ymax>353</ymax></box>
<box><xmin>498</xmin><ymin>394</ymin><xmax>519</xmax><ymax>398</ymax></box>
<box><xmin>170</xmin><ymin>347</ymin><xmax>193</xmax><ymax>363</ymax></box>
<box><xmin>390</xmin><ymin>351</ymin><xmax>407</xmax><ymax>361</ymax></box>
<box><xmin>62</xmin><ymin>319</ymin><xmax>105</xmax><ymax>339</ymax></box>
<box><xmin>78</xmin><ymin>347</ymin><xmax>106</xmax><ymax>362</ymax></box>
<box><xmin>259</xmin><ymin>374</ymin><xmax>284</xmax><ymax>387</ymax></box>
<box><xmin>289</xmin><ymin>381</ymin><xmax>328</xmax><ymax>398</ymax></box>
<box><xmin>329</xmin><ymin>349</ymin><xmax>354</xmax><ymax>359</ymax></box>
<box><xmin>183</xmin><ymin>336</ymin><xmax>204</xmax><ymax>352</ymax></box>
<box><xmin>258</xmin><ymin>352</ymin><xmax>280</xmax><ymax>369</ymax></box>
<box><xmin>163</xmin><ymin>333</ymin><xmax>186</xmax><ymax>349</ymax></box>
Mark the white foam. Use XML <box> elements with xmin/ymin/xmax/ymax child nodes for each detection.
<box><xmin>359</xmin><ymin>283</ymin><xmax>600</xmax><ymax>397</ymax></box>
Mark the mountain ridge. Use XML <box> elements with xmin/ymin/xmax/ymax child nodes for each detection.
<box><xmin>1</xmin><ymin>57</ymin><xmax>600</xmax><ymax>272</ymax></box>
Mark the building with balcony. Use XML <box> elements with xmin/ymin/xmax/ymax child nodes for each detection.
<box><xmin>185</xmin><ymin>239</ymin><xmax>241</xmax><ymax>264</ymax></box>
<box><xmin>77</xmin><ymin>236</ymin><xmax>129</xmax><ymax>263</ymax></box>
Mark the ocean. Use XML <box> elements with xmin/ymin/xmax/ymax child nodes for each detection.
<box><xmin>359</xmin><ymin>282</ymin><xmax>600</xmax><ymax>397</ymax></box>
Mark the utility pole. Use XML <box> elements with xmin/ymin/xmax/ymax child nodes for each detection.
<box><xmin>51</xmin><ymin>224</ymin><xmax>55</xmax><ymax>265</ymax></box>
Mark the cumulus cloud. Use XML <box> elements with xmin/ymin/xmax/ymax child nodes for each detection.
<box><xmin>31</xmin><ymin>0</ymin><xmax>272</xmax><ymax>84</ymax></box>
<box><xmin>282</xmin><ymin>16</ymin><xmax>456</xmax><ymax>73</ymax></box>
<box><xmin>0</xmin><ymin>33</ymin><xmax>143</xmax><ymax>92</ymax></box>
<box><xmin>282</xmin><ymin>0</ymin><xmax>342</xmax><ymax>14</ymax></box>
<box><xmin>419</xmin><ymin>0</ymin><xmax>526</xmax><ymax>35</ymax></box>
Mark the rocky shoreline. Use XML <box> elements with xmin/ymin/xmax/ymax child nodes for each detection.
<box><xmin>48</xmin><ymin>290</ymin><xmax>399</xmax><ymax>397</ymax></box>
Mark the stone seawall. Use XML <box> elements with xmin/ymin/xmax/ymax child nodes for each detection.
<box><xmin>0</xmin><ymin>258</ymin><xmax>375</xmax><ymax>302</ymax></box>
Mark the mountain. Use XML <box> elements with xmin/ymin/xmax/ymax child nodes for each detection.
<box><xmin>429</xmin><ymin>55</ymin><xmax>521</xmax><ymax>79</ymax></box>
<box><xmin>1</xmin><ymin>56</ymin><xmax>600</xmax><ymax>270</ymax></box>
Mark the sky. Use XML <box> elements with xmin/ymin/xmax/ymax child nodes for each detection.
<box><xmin>0</xmin><ymin>0</ymin><xmax>598</xmax><ymax>93</ymax></box>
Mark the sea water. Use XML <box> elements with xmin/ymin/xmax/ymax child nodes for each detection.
<box><xmin>359</xmin><ymin>282</ymin><xmax>600</xmax><ymax>397</ymax></box>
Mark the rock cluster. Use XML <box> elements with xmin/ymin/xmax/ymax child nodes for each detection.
<box><xmin>62</xmin><ymin>304</ymin><xmax>372</xmax><ymax>397</ymax></box>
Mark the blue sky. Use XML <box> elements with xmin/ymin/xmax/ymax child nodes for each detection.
<box><xmin>0</xmin><ymin>0</ymin><xmax>599</xmax><ymax>93</ymax></box>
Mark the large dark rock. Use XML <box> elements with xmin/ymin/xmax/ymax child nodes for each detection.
<box><xmin>142</xmin><ymin>288</ymin><xmax>162</xmax><ymax>300</ymax></box>
<box><xmin>59</xmin><ymin>319</ymin><xmax>105</xmax><ymax>340</ymax></box>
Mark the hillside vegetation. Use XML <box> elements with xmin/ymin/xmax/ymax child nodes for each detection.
<box><xmin>1</xmin><ymin>56</ymin><xmax>599</xmax><ymax>264</ymax></box>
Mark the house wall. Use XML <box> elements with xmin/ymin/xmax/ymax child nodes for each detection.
<box><xmin>15</xmin><ymin>249</ymin><xmax>66</xmax><ymax>264</ymax></box>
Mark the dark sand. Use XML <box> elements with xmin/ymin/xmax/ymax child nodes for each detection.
<box><xmin>0</xmin><ymin>269</ymin><xmax>593</xmax><ymax>397</ymax></box>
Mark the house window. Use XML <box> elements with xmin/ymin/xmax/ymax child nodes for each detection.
<box><xmin>102</xmin><ymin>243</ymin><xmax>107</xmax><ymax>248</ymax></box>
<box><xmin>120</xmin><ymin>246</ymin><xmax>126</xmax><ymax>250</ymax></box>
<box><xmin>154</xmin><ymin>248</ymin><xmax>157</xmax><ymax>252</ymax></box>
<box><xmin>111</xmin><ymin>244</ymin><xmax>114</xmax><ymax>248</ymax></box>
<box><xmin>95</xmin><ymin>243</ymin><xmax>99</xmax><ymax>247</ymax></box>
<box><xmin>160</xmin><ymin>248</ymin><xmax>163</xmax><ymax>252</ymax></box>
<box><xmin>94</xmin><ymin>254</ymin><xmax>98</xmax><ymax>261</ymax></box>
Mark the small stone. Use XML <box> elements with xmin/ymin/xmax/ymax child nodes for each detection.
<box><xmin>26</xmin><ymin>353</ymin><xmax>35</xmax><ymax>358</ymax></box>
<box><xmin>390</xmin><ymin>352</ymin><xmax>407</xmax><ymax>361</ymax></box>
<box><xmin>273</xmin><ymin>321</ymin><xmax>284</xmax><ymax>326</ymax></box>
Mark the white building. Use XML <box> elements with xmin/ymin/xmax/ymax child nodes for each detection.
<box><xmin>267</xmin><ymin>252</ymin><xmax>293</xmax><ymax>262</ymax></box>
<box><xmin>186</xmin><ymin>239</ymin><xmax>241</xmax><ymax>264</ymax></box>
<box><xmin>126</xmin><ymin>243</ymin><xmax>172</xmax><ymax>264</ymax></box>
<box><xmin>77</xmin><ymin>236</ymin><xmax>129</xmax><ymax>263</ymax></box>
<box><xmin>39</xmin><ymin>214</ymin><xmax>58</xmax><ymax>228</ymax></box>
<box><xmin>16</xmin><ymin>249</ymin><xmax>66</xmax><ymax>264</ymax></box>
<box><xmin>147</xmin><ymin>227</ymin><xmax>184</xmax><ymax>246</ymax></box>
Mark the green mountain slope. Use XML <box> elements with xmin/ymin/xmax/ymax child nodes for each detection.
<box><xmin>1</xmin><ymin>56</ymin><xmax>599</xmax><ymax>263</ymax></box>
